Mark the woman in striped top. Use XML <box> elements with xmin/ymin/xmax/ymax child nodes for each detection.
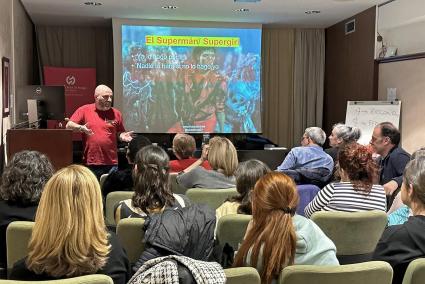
<box><xmin>305</xmin><ymin>143</ymin><xmax>386</xmax><ymax>218</ymax></box>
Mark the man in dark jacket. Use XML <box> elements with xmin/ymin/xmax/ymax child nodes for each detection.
<box><xmin>370</xmin><ymin>122</ymin><xmax>410</xmax><ymax>207</ymax></box>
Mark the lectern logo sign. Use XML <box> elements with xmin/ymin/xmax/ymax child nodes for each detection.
<box><xmin>66</xmin><ymin>75</ymin><xmax>76</xmax><ymax>86</ymax></box>
<box><xmin>35</xmin><ymin>87</ymin><xmax>42</xmax><ymax>95</ymax></box>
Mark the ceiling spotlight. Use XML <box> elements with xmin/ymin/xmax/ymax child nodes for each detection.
<box><xmin>84</xmin><ymin>1</ymin><xmax>102</xmax><ymax>6</ymax></box>
<box><xmin>162</xmin><ymin>5</ymin><xmax>178</xmax><ymax>10</ymax></box>
<box><xmin>234</xmin><ymin>8</ymin><xmax>250</xmax><ymax>12</ymax></box>
<box><xmin>305</xmin><ymin>10</ymin><xmax>321</xmax><ymax>14</ymax></box>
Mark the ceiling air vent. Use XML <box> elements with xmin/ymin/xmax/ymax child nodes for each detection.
<box><xmin>345</xmin><ymin>19</ymin><xmax>355</xmax><ymax>35</ymax></box>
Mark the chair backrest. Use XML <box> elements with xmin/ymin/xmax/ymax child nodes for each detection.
<box><xmin>310</xmin><ymin>210</ymin><xmax>387</xmax><ymax>263</ymax></box>
<box><xmin>105</xmin><ymin>191</ymin><xmax>133</xmax><ymax>226</ymax></box>
<box><xmin>0</xmin><ymin>274</ymin><xmax>113</xmax><ymax>283</ymax></box>
<box><xmin>6</xmin><ymin>221</ymin><xmax>34</xmax><ymax>270</ymax></box>
<box><xmin>169</xmin><ymin>173</ymin><xmax>187</xmax><ymax>195</ymax></box>
<box><xmin>402</xmin><ymin>258</ymin><xmax>425</xmax><ymax>284</ymax></box>
<box><xmin>116</xmin><ymin>218</ymin><xmax>145</xmax><ymax>265</ymax></box>
<box><xmin>216</xmin><ymin>214</ymin><xmax>252</xmax><ymax>250</ymax></box>
<box><xmin>279</xmin><ymin>261</ymin><xmax>393</xmax><ymax>284</ymax></box>
<box><xmin>185</xmin><ymin>188</ymin><xmax>237</xmax><ymax>210</ymax></box>
<box><xmin>296</xmin><ymin>184</ymin><xmax>320</xmax><ymax>216</ymax></box>
<box><xmin>99</xmin><ymin>173</ymin><xmax>109</xmax><ymax>188</ymax></box>
<box><xmin>224</xmin><ymin>267</ymin><xmax>261</xmax><ymax>284</ymax></box>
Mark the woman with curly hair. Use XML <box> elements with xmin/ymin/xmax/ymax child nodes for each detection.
<box><xmin>0</xmin><ymin>150</ymin><xmax>54</xmax><ymax>267</ymax></box>
<box><xmin>9</xmin><ymin>165</ymin><xmax>130</xmax><ymax>282</ymax></box>
<box><xmin>304</xmin><ymin>143</ymin><xmax>386</xmax><ymax>218</ymax></box>
<box><xmin>234</xmin><ymin>172</ymin><xmax>338</xmax><ymax>284</ymax></box>
<box><xmin>115</xmin><ymin>145</ymin><xmax>190</xmax><ymax>222</ymax></box>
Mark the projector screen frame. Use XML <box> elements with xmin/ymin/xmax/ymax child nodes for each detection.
<box><xmin>113</xmin><ymin>18</ymin><xmax>263</xmax><ymax>134</ymax></box>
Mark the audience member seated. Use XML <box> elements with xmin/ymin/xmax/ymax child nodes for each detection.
<box><xmin>304</xmin><ymin>143</ymin><xmax>386</xmax><ymax>218</ymax></box>
<box><xmin>114</xmin><ymin>145</ymin><xmax>190</xmax><ymax>223</ymax></box>
<box><xmin>0</xmin><ymin>150</ymin><xmax>53</xmax><ymax>269</ymax></box>
<box><xmin>177</xmin><ymin>136</ymin><xmax>238</xmax><ymax>189</ymax></box>
<box><xmin>386</xmin><ymin>148</ymin><xmax>425</xmax><ymax>225</ymax></box>
<box><xmin>9</xmin><ymin>165</ymin><xmax>130</xmax><ymax>283</ymax></box>
<box><xmin>276</xmin><ymin>127</ymin><xmax>334</xmax><ymax>187</ymax></box>
<box><xmin>234</xmin><ymin>172</ymin><xmax>338</xmax><ymax>284</ymax></box>
<box><xmin>216</xmin><ymin>159</ymin><xmax>270</xmax><ymax>220</ymax></box>
<box><xmin>325</xmin><ymin>123</ymin><xmax>361</xmax><ymax>162</ymax></box>
<box><xmin>102</xmin><ymin>135</ymin><xmax>151</xmax><ymax>196</ymax></box>
<box><xmin>373</xmin><ymin>156</ymin><xmax>425</xmax><ymax>284</ymax></box>
<box><xmin>370</xmin><ymin>122</ymin><xmax>410</xmax><ymax>207</ymax></box>
<box><xmin>133</xmin><ymin>203</ymin><xmax>216</xmax><ymax>273</ymax></box>
<box><xmin>169</xmin><ymin>133</ymin><xmax>211</xmax><ymax>173</ymax></box>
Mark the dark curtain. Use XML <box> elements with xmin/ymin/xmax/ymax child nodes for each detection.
<box><xmin>36</xmin><ymin>26</ymin><xmax>113</xmax><ymax>87</ymax></box>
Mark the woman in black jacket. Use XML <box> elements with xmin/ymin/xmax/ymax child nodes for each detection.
<box><xmin>373</xmin><ymin>156</ymin><xmax>425</xmax><ymax>284</ymax></box>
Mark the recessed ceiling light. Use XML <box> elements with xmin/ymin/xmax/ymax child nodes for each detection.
<box><xmin>305</xmin><ymin>10</ymin><xmax>321</xmax><ymax>14</ymax></box>
<box><xmin>162</xmin><ymin>5</ymin><xmax>178</xmax><ymax>10</ymax></box>
<box><xmin>84</xmin><ymin>1</ymin><xmax>102</xmax><ymax>6</ymax></box>
<box><xmin>234</xmin><ymin>8</ymin><xmax>250</xmax><ymax>12</ymax></box>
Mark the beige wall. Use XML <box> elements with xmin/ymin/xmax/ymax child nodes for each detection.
<box><xmin>377</xmin><ymin>0</ymin><xmax>425</xmax><ymax>57</ymax></box>
<box><xmin>378</xmin><ymin>58</ymin><xmax>425</xmax><ymax>154</ymax></box>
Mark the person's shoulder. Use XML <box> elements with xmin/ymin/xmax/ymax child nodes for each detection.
<box><xmin>392</xmin><ymin>146</ymin><xmax>411</xmax><ymax>158</ymax></box>
<box><xmin>111</xmin><ymin>107</ymin><xmax>123</xmax><ymax>116</ymax></box>
<box><xmin>380</xmin><ymin>223</ymin><xmax>408</xmax><ymax>242</ymax></box>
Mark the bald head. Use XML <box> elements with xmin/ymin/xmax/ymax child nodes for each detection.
<box><xmin>94</xmin><ymin>84</ymin><xmax>113</xmax><ymax>111</ymax></box>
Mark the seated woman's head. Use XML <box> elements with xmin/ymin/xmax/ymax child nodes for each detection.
<box><xmin>126</xmin><ymin>135</ymin><xmax>151</xmax><ymax>164</ymax></box>
<box><xmin>234</xmin><ymin>172</ymin><xmax>299</xmax><ymax>283</ymax></box>
<box><xmin>338</xmin><ymin>143</ymin><xmax>379</xmax><ymax>192</ymax></box>
<box><xmin>132</xmin><ymin>145</ymin><xmax>174</xmax><ymax>214</ymax></box>
<box><xmin>0</xmin><ymin>150</ymin><xmax>54</xmax><ymax>206</ymax></box>
<box><xmin>329</xmin><ymin>123</ymin><xmax>361</xmax><ymax>148</ymax></box>
<box><xmin>27</xmin><ymin>165</ymin><xmax>109</xmax><ymax>278</ymax></box>
<box><xmin>401</xmin><ymin>156</ymin><xmax>425</xmax><ymax>210</ymax></box>
<box><xmin>232</xmin><ymin>159</ymin><xmax>270</xmax><ymax>214</ymax></box>
<box><xmin>207</xmin><ymin>136</ymin><xmax>238</xmax><ymax>176</ymax></box>
<box><xmin>172</xmin><ymin>133</ymin><xmax>196</xmax><ymax>160</ymax></box>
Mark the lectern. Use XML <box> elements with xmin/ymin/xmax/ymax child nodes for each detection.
<box><xmin>7</xmin><ymin>129</ymin><xmax>73</xmax><ymax>170</ymax></box>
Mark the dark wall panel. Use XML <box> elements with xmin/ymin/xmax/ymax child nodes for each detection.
<box><xmin>323</xmin><ymin>6</ymin><xmax>378</xmax><ymax>136</ymax></box>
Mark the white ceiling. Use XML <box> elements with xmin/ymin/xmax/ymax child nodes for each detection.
<box><xmin>21</xmin><ymin>0</ymin><xmax>387</xmax><ymax>28</ymax></box>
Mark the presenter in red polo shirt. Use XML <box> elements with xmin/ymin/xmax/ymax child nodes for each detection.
<box><xmin>66</xmin><ymin>84</ymin><xmax>134</xmax><ymax>179</ymax></box>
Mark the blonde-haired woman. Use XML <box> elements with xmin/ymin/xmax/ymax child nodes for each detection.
<box><xmin>177</xmin><ymin>136</ymin><xmax>238</xmax><ymax>189</ymax></box>
<box><xmin>10</xmin><ymin>165</ymin><xmax>130</xmax><ymax>282</ymax></box>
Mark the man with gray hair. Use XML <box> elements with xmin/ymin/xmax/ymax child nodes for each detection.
<box><xmin>277</xmin><ymin>127</ymin><xmax>334</xmax><ymax>186</ymax></box>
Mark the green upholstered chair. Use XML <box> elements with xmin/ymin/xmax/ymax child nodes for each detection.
<box><xmin>216</xmin><ymin>214</ymin><xmax>252</xmax><ymax>250</ymax></box>
<box><xmin>278</xmin><ymin>261</ymin><xmax>393</xmax><ymax>284</ymax></box>
<box><xmin>6</xmin><ymin>221</ymin><xmax>34</xmax><ymax>271</ymax></box>
<box><xmin>105</xmin><ymin>191</ymin><xmax>133</xmax><ymax>226</ymax></box>
<box><xmin>0</xmin><ymin>274</ymin><xmax>113</xmax><ymax>284</ymax></box>
<box><xmin>116</xmin><ymin>218</ymin><xmax>145</xmax><ymax>265</ymax></box>
<box><xmin>99</xmin><ymin>173</ymin><xmax>109</xmax><ymax>188</ymax></box>
<box><xmin>224</xmin><ymin>267</ymin><xmax>261</xmax><ymax>284</ymax></box>
<box><xmin>402</xmin><ymin>258</ymin><xmax>425</xmax><ymax>284</ymax></box>
<box><xmin>169</xmin><ymin>173</ymin><xmax>187</xmax><ymax>195</ymax></box>
<box><xmin>185</xmin><ymin>188</ymin><xmax>237</xmax><ymax>210</ymax></box>
<box><xmin>310</xmin><ymin>210</ymin><xmax>387</xmax><ymax>264</ymax></box>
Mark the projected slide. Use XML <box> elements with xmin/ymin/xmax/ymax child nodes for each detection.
<box><xmin>121</xmin><ymin>25</ymin><xmax>262</xmax><ymax>133</ymax></box>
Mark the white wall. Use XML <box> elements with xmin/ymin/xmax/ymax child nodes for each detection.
<box><xmin>377</xmin><ymin>0</ymin><xmax>425</xmax><ymax>57</ymax></box>
<box><xmin>378</xmin><ymin>58</ymin><xmax>425</xmax><ymax>154</ymax></box>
